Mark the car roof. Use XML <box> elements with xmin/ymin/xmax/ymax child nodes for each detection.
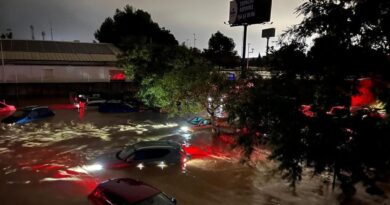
<box><xmin>21</xmin><ymin>106</ymin><xmax>50</xmax><ymax>111</ymax></box>
<box><xmin>98</xmin><ymin>178</ymin><xmax>161</xmax><ymax>204</ymax></box>
<box><xmin>133</xmin><ymin>140</ymin><xmax>181</xmax><ymax>150</ymax></box>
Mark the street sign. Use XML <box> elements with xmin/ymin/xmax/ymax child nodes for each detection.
<box><xmin>262</xmin><ymin>28</ymin><xmax>275</xmax><ymax>38</ymax></box>
<box><xmin>229</xmin><ymin>0</ymin><xmax>272</xmax><ymax>26</ymax></box>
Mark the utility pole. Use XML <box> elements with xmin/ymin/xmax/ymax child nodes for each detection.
<box><xmin>241</xmin><ymin>24</ymin><xmax>248</xmax><ymax>79</ymax></box>
<box><xmin>50</xmin><ymin>20</ymin><xmax>54</xmax><ymax>40</ymax></box>
<box><xmin>246</xmin><ymin>44</ymin><xmax>254</xmax><ymax>69</ymax></box>
<box><xmin>42</xmin><ymin>31</ymin><xmax>46</xmax><ymax>40</ymax></box>
<box><xmin>30</xmin><ymin>25</ymin><xmax>35</xmax><ymax>40</ymax></box>
<box><xmin>1</xmin><ymin>40</ymin><xmax>5</xmax><ymax>83</ymax></box>
<box><xmin>193</xmin><ymin>33</ymin><xmax>196</xmax><ymax>48</ymax></box>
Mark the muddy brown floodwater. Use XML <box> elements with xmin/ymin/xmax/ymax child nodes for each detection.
<box><xmin>0</xmin><ymin>108</ymin><xmax>389</xmax><ymax>205</ymax></box>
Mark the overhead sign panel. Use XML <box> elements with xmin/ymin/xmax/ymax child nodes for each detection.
<box><xmin>229</xmin><ymin>0</ymin><xmax>272</xmax><ymax>26</ymax></box>
<box><xmin>262</xmin><ymin>28</ymin><xmax>275</xmax><ymax>38</ymax></box>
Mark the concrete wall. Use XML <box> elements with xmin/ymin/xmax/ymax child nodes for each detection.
<box><xmin>0</xmin><ymin>65</ymin><xmax>122</xmax><ymax>83</ymax></box>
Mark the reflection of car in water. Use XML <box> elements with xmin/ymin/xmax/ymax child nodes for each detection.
<box><xmin>98</xmin><ymin>101</ymin><xmax>138</xmax><ymax>113</ymax></box>
<box><xmin>90</xmin><ymin>141</ymin><xmax>190</xmax><ymax>170</ymax></box>
<box><xmin>88</xmin><ymin>178</ymin><xmax>177</xmax><ymax>205</ymax></box>
<box><xmin>0</xmin><ymin>101</ymin><xmax>16</xmax><ymax>114</ymax></box>
<box><xmin>1</xmin><ymin>106</ymin><xmax>55</xmax><ymax>124</ymax></box>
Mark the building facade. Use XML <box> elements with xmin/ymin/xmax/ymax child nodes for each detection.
<box><xmin>0</xmin><ymin>40</ymin><xmax>131</xmax><ymax>101</ymax></box>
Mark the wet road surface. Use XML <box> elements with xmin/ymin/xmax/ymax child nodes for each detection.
<box><xmin>0</xmin><ymin>108</ymin><xmax>389</xmax><ymax>205</ymax></box>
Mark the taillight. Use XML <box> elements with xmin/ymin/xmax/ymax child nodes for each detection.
<box><xmin>93</xmin><ymin>189</ymin><xmax>103</xmax><ymax>198</ymax></box>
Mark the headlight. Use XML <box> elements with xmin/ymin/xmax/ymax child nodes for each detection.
<box><xmin>137</xmin><ymin>163</ymin><xmax>145</xmax><ymax>170</ymax></box>
<box><xmin>180</xmin><ymin>126</ymin><xmax>189</xmax><ymax>132</ymax></box>
<box><xmin>157</xmin><ymin>161</ymin><xmax>167</xmax><ymax>170</ymax></box>
<box><xmin>83</xmin><ymin>164</ymin><xmax>103</xmax><ymax>172</ymax></box>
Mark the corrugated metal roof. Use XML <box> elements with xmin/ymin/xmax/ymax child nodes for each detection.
<box><xmin>0</xmin><ymin>40</ymin><xmax>120</xmax><ymax>64</ymax></box>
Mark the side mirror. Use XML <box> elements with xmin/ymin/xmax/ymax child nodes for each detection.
<box><xmin>171</xmin><ymin>197</ymin><xmax>177</xmax><ymax>204</ymax></box>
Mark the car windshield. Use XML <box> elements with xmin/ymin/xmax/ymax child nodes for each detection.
<box><xmin>117</xmin><ymin>146</ymin><xmax>135</xmax><ymax>160</ymax></box>
<box><xmin>135</xmin><ymin>193</ymin><xmax>174</xmax><ymax>205</ymax></box>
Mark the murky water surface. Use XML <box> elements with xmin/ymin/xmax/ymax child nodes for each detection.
<box><xmin>0</xmin><ymin>108</ymin><xmax>389</xmax><ymax>205</ymax></box>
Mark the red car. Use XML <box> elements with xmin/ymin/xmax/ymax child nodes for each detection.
<box><xmin>0</xmin><ymin>101</ymin><xmax>16</xmax><ymax>114</ymax></box>
<box><xmin>88</xmin><ymin>178</ymin><xmax>177</xmax><ymax>205</ymax></box>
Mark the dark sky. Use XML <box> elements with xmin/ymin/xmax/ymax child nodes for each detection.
<box><xmin>0</xmin><ymin>0</ymin><xmax>305</xmax><ymax>56</ymax></box>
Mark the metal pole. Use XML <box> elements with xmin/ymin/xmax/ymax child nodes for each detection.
<box><xmin>241</xmin><ymin>24</ymin><xmax>248</xmax><ymax>79</ymax></box>
<box><xmin>246</xmin><ymin>43</ymin><xmax>250</xmax><ymax>69</ymax></box>
<box><xmin>1</xmin><ymin>40</ymin><xmax>5</xmax><ymax>83</ymax></box>
<box><xmin>193</xmin><ymin>33</ymin><xmax>196</xmax><ymax>48</ymax></box>
<box><xmin>266</xmin><ymin>37</ymin><xmax>270</xmax><ymax>56</ymax></box>
<box><xmin>50</xmin><ymin>20</ymin><xmax>54</xmax><ymax>41</ymax></box>
<box><xmin>15</xmin><ymin>70</ymin><xmax>19</xmax><ymax>106</ymax></box>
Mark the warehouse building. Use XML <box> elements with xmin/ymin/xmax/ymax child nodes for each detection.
<box><xmin>0</xmin><ymin>39</ymin><xmax>131</xmax><ymax>100</ymax></box>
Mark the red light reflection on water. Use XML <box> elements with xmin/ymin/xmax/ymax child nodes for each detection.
<box><xmin>183</xmin><ymin>134</ymin><xmax>237</xmax><ymax>159</ymax></box>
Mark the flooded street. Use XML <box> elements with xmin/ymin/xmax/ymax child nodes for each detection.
<box><xmin>0</xmin><ymin>108</ymin><xmax>389</xmax><ymax>205</ymax></box>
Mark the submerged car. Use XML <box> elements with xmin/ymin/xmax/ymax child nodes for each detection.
<box><xmin>89</xmin><ymin>140</ymin><xmax>190</xmax><ymax>170</ymax></box>
<box><xmin>180</xmin><ymin>116</ymin><xmax>212</xmax><ymax>132</ymax></box>
<box><xmin>1</xmin><ymin>106</ymin><xmax>55</xmax><ymax>124</ymax></box>
<box><xmin>88</xmin><ymin>178</ymin><xmax>177</xmax><ymax>205</ymax></box>
<box><xmin>0</xmin><ymin>101</ymin><xmax>16</xmax><ymax>114</ymax></box>
<box><xmin>86</xmin><ymin>97</ymin><xmax>106</xmax><ymax>107</ymax></box>
<box><xmin>98</xmin><ymin>101</ymin><xmax>138</xmax><ymax>113</ymax></box>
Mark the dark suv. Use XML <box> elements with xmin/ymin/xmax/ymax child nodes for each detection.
<box><xmin>90</xmin><ymin>141</ymin><xmax>190</xmax><ymax>170</ymax></box>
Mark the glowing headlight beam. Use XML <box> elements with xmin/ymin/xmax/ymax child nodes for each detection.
<box><xmin>137</xmin><ymin>163</ymin><xmax>145</xmax><ymax>170</ymax></box>
<box><xmin>83</xmin><ymin>164</ymin><xmax>103</xmax><ymax>172</ymax></box>
<box><xmin>180</xmin><ymin>126</ymin><xmax>189</xmax><ymax>132</ymax></box>
<box><xmin>157</xmin><ymin>161</ymin><xmax>167</xmax><ymax>170</ymax></box>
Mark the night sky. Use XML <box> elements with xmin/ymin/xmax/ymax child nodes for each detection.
<box><xmin>0</xmin><ymin>0</ymin><xmax>305</xmax><ymax>56</ymax></box>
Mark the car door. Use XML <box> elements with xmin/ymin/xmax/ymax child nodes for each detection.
<box><xmin>28</xmin><ymin>110</ymin><xmax>39</xmax><ymax>121</ymax></box>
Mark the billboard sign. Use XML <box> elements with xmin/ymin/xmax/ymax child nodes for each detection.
<box><xmin>261</xmin><ymin>28</ymin><xmax>275</xmax><ymax>38</ymax></box>
<box><xmin>229</xmin><ymin>0</ymin><xmax>272</xmax><ymax>26</ymax></box>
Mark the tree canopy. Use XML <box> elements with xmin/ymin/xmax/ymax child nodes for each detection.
<box><xmin>95</xmin><ymin>5</ymin><xmax>177</xmax><ymax>50</ymax></box>
<box><xmin>203</xmin><ymin>31</ymin><xmax>240</xmax><ymax>69</ymax></box>
<box><xmin>226</xmin><ymin>0</ymin><xmax>390</xmax><ymax>199</ymax></box>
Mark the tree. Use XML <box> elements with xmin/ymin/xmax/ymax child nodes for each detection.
<box><xmin>95</xmin><ymin>5</ymin><xmax>177</xmax><ymax>50</ymax></box>
<box><xmin>1</xmin><ymin>28</ymin><xmax>13</xmax><ymax>39</ymax></box>
<box><xmin>203</xmin><ymin>31</ymin><xmax>240</xmax><ymax>69</ymax></box>
<box><xmin>226</xmin><ymin>0</ymin><xmax>390</xmax><ymax>199</ymax></box>
<box><xmin>135</xmin><ymin>45</ymin><xmax>231</xmax><ymax>136</ymax></box>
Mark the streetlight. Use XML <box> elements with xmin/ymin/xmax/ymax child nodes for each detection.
<box><xmin>246</xmin><ymin>43</ymin><xmax>254</xmax><ymax>69</ymax></box>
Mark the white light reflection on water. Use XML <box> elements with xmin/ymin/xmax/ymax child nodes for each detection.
<box><xmin>1</xmin><ymin>110</ymin><xmax>389</xmax><ymax>205</ymax></box>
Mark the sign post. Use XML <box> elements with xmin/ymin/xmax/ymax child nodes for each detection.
<box><xmin>229</xmin><ymin>0</ymin><xmax>272</xmax><ymax>78</ymax></box>
<box><xmin>261</xmin><ymin>28</ymin><xmax>275</xmax><ymax>56</ymax></box>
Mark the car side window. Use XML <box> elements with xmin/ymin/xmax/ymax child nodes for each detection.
<box><xmin>29</xmin><ymin>111</ymin><xmax>38</xmax><ymax>118</ymax></box>
<box><xmin>0</xmin><ymin>103</ymin><xmax>5</xmax><ymax>108</ymax></box>
<box><xmin>37</xmin><ymin>109</ymin><xmax>45</xmax><ymax>116</ymax></box>
<box><xmin>134</xmin><ymin>149</ymin><xmax>171</xmax><ymax>161</ymax></box>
